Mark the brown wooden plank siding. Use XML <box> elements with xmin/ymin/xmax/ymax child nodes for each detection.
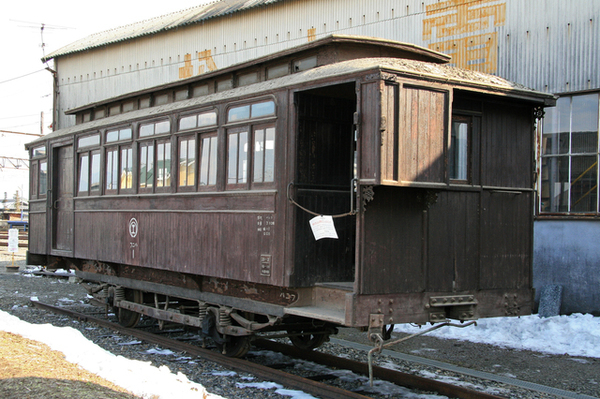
<box><xmin>481</xmin><ymin>102</ymin><xmax>534</xmax><ymax>188</ymax></box>
<box><xmin>28</xmin><ymin>204</ymin><xmax>47</xmax><ymax>254</ymax></box>
<box><xmin>393</xmin><ymin>85</ymin><xmax>447</xmax><ymax>184</ymax></box>
<box><xmin>357</xmin><ymin>81</ymin><xmax>380</xmax><ymax>183</ymax></box>
<box><xmin>479</xmin><ymin>190</ymin><xmax>533</xmax><ymax>290</ymax></box>
<box><xmin>73</xmin><ymin>207</ymin><xmax>282</xmax><ymax>286</ymax></box>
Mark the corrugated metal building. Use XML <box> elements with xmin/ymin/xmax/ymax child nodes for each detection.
<box><xmin>43</xmin><ymin>0</ymin><xmax>600</xmax><ymax>315</ymax></box>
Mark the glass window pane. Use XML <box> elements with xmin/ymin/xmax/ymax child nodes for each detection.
<box><xmin>228</xmin><ymin>105</ymin><xmax>250</xmax><ymax>122</ymax></box>
<box><xmin>200</xmin><ymin>138</ymin><xmax>210</xmax><ymax>186</ymax></box>
<box><xmin>90</xmin><ymin>152</ymin><xmax>101</xmax><ymax>191</ymax></box>
<box><xmin>78</xmin><ymin>154</ymin><xmax>89</xmax><ymax>193</ymax></box>
<box><xmin>106</xmin><ymin>130</ymin><xmax>119</xmax><ymax>142</ymax></box>
<box><xmin>264</xmin><ymin>127</ymin><xmax>275</xmax><ymax>182</ymax></box>
<box><xmin>541</xmin><ymin>156</ymin><xmax>569</xmax><ymax>212</ymax></box>
<box><xmin>267</xmin><ymin>64</ymin><xmax>288</xmax><ymax>79</ymax></box>
<box><xmin>293</xmin><ymin>56</ymin><xmax>317</xmax><ymax>72</ymax></box>
<box><xmin>198</xmin><ymin>111</ymin><xmax>217</xmax><ymax>127</ymax></box>
<box><xmin>106</xmin><ymin>149</ymin><xmax>118</xmax><ymax>190</ymax></box>
<box><xmin>120</xmin><ymin>148</ymin><xmax>132</xmax><ymax>189</ymax></box>
<box><xmin>140</xmin><ymin>124</ymin><xmax>154</xmax><ymax>137</ymax></box>
<box><xmin>33</xmin><ymin>146</ymin><xmax>46</xmax><ymax>157</ymax></box>
<box><xmin>251</xmin><ymin>101</ymin><xmax>275</xmax><ymax>118</ymax></box>
<box><xmin>239</xmin><ymin>132</ymin><xmax>248</xmax><ymax>184</ymax></box>
<box><xmin>542</xmin><ymin>97</ymin><xmax>571</xmax><ymax>155</ymax></box>
<box><xmin>450</xmin><ymin>121</ymin><xmax>468</xmax><ymax>180</ymax></box>
<box><xmin>208</xmin><ymin>136</ymin><xmax>217</xmax><ymax>185</ymax></box>
<box><xmin>78</xmin><ymin>134</ymin><xmax>100</xmax><ymax>148</ymax></box>
<box><xmin>164</xmin><ymin>142</ymin><xmax>171</xmax><ymax>187</ymax></box>
<box><xmin>39</xmin><ymin>161</ymin><xmax>47</xmax><ymax>195</ymax></box>
<box><xmin>179</xmin><ymin>115</ymin><xmax>197</xmax><ymax>131</ymax></box>
<box><xmin>140</xmin><ymin>144</ymin><xmax>154</xmax><ymax>189</ymax></box>
<box><xmin>570</xmin><ymin>155</ymin><xmax>598</xmax><ymax>213</ymax></box>
<box><xmin>254</xmin><ymin>129</ymin><xmax>265</xmax><ymax>182</ymax></box>
<box><xmin>120</xmin><ymin>128</ymin><xmax>132</xmax><ymax>141</ymax></box>
<box><xmin>179</xmin><ymin>140</ymin><xmax>189</xmax><ymax>186</ymax></box>
<box><xmin>571</xmin><ymin>94</ymin><xmax>599</xmax><ymax>154</ymax></box>
<box><xmin>156</xmin><ymin>120</ymin><xmax>171</xmax><ymax>134</ymax></box>
<box><xmin>227</xmin><ymin>134</ymin><xmax>238</xmax><ymax>184</ymax></box>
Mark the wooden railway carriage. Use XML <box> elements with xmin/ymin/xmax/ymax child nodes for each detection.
<box><xmin>26</xmin><ymin>36</ymin><xmax>554</xmax><ymax>355</ymax></box>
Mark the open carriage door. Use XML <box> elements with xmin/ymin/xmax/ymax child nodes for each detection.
<box><xmin>290</xmin><ymin>83</ymin><xmax>357</xmax><ymax>287</ymax></box>
<box><xmin>51</xmin><ymin>144</ymin><xmax>74</xmax><ymax>254</ymax></box>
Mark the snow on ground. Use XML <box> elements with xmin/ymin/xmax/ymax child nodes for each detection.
<box><xmin>1</xmin><ymin>303</ymin><xmax>599</xmax><ymax>398</ymax></box>
<box><xmin>394</xmin><ymin>313</ymin><xmax>600</xmax><ymax>358</ymax></box>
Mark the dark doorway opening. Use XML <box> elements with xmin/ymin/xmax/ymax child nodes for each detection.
<box><xmin>291</xmin><ymin>83</ymin><xmax>357</xmax><ymax>287</ymax></box>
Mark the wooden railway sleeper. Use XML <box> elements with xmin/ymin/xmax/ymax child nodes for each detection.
<box><xmin>367</xmin><ymin>320</ymin><xmax>477</xmax><ymax>387</ymax></box>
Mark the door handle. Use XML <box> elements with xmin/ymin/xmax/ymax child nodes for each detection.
<box><xmin>53</xmin><ymin>200</ymin><xmax>60</xmax><ymax>210</ymax></box>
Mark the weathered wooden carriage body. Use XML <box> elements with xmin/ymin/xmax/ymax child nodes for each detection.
<box><xmin>27</xmin><ymin>36</ymin><xmax>553</xmax><ymax>348</ymax></box>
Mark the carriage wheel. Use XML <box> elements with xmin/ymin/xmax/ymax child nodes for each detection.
<box><xmin>117</xmin><ymin>289</ymin><xmax>142</xmax><ymax>328</ymax></box>
<box><xmin>288</xmin><ymin>329</ymin><xmax>329</xmax><ymax>350</ymax></box>
<box><xmin>215</xmin><ymin>335</ymin><xmax>252</xmax><ymax>358</ymax></box>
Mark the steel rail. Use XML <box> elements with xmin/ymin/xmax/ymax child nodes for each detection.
<box><xmin>32</xmin><ymin>300</ymin><xmax>504</xmax><ymax>399</ymax></box>
<box><xmin>30</xmin><ymin>300</ymin><xmax>370</xmax><ymax>399</ymax></box>
<box><xmin>254</xmin><ymin>339</ymin><xmax>505</xmax><ymax>399</ymax></box>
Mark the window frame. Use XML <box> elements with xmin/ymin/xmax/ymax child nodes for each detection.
<box><xmin>77</xmin><ymin>149</ymin><xmax>101</xmax><ymax>196</ymax></box>
<box><xmin>198</xmin><ymin>132</ymin><xmax>219</xmax><ymax>191</ymax></box>
<box><xmin>177</xmin><ymin>135</ymin><xmax>197</xmax><ymax>192</ymax></box>
<box><xmin>449</xmin><ymin>114</ymin><xmax>472</xmax><ymax>184</ymax></box>
<box><xmin>539</xmin><ymin>92</ymin><xmax>600</xmax><ymax>215</ymax></box>
<box><xmin>138</xmin><ymin>137</ymin><xmax>173</xmax><ymax>194</ymax></box>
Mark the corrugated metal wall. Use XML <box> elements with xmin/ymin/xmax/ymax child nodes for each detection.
<box><xmin>54</xmin><ymin>0</ymin><xmax>599</xmax><ymax>128</ymax></box>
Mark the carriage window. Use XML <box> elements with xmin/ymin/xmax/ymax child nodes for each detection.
<box><xmin>78</xmin><ymin>151</ymin><xmax>100</xmax><ymax>195</ymax></box>
<box><xmin>178</xmin><ymin>110</ymin><xmax>217</xmax><ymax>131</ymax></box>
<box><xmin>449</xmin><ymin>116</ymin><xmax>470</xmax><ymax>181</ymax></box>
<box><xmin>120</xmin><ymin>147</ymin><xmax>133</xmax><ymax>190</ymax></box>
<box><xmin>267</xmin><ymin>64</ymin><xmax>288</xmax><ymax>80</ymax></box>
<box><xmin>39</xmin><ymin>161</ymin><xmax>47</xmax><ymax>197</ymax></box>
<box><xmin>228</xmin><ymin>100</ymin><xmax>275</xmax><ymax>122</ymax></box>
<box><xmin>227</xmin><ymin>130</ymin><xmax>248</xmax><ymax>186</ymax></box>
<box><xmin>156</xmin><ymin>141</ymin><xmax>172</xmax><ymax>188</ymax></box>
<box><xmin>227</xmin><ymin>125</ymin><xmax>276</xmax><ymax>188</ymax></box>
<box><xmin>139</xmin><ymin>143</ymin><xmax>154</xmax><ymax>190</ymax></box>
<box><xmin>179</xmin><ymin>137</ymin><xmax>196</xmax><ymax>188</ymax></box>
<box><xmin>228</xmin><ymin>105</ymin><xmax>250</xmax><ymax>122</ymax></box>
<box><xmin>106</xmin><ymin>127</ymin><xmax>132</xmax><ymax>142</ymax></box>
<box><xmin>106</xmin><ymin>146</ymin><xmax>133</xmax><ymax>193</ymax></box>
<box><xmin>293</xmin><ymin>56</ymin><xmax>317</xmax><ymax>72</ymax></box>
<box><xmin>253</xmin><ymin>127</ymin><xmax>275</xmax><ymax>183</ymax></box>
<box><xmin>139</xmin><ymin>139</ymin><xmax>171</xmax><ymax>192</ymax></box>
<box><xmin>106</xmin><ymin>149</ymin><xmax>118</xmax><ymax>191</ymax></box>
<box><xmin>32</xmin><ymin>146</ymin><xmax>46</xmax><ymax>158</ymax></box>
<box><xmin>140</xmin><ymin>119</ymin><xmax>171</xmax><ymax>137</ymax></box>
<box><xmin>200</xmin><ymin>134</ymin><xmax>218</xmax><ymax>187</ymax></box>
<box><xmin>78</xmin><ymin>134</ymin><xmax>100</xmax><ymax>148</ymax></box>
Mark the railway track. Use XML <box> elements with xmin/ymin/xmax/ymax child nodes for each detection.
<box><xmin>31</xmin><ymin>300</ymin><xmax>505</xmax><ymax>399</ymax></box>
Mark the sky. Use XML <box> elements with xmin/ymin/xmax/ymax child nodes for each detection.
<box><xmin>0</xmin><ymin>0</ymin><xmax>215</xmax><ymax>202</ymax></box>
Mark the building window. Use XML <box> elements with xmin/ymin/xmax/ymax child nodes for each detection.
<box><xmin>449</xmin><ymin>115</ymin><xmax>471</xmax><ymax>182</ymax></box>
<box><xmin>541</xmin><ymin>93</ymin><xmax>599</xmax><ymax>214</ymax></box>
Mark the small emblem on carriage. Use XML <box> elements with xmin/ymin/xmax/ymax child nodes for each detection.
<box><xmin>128</xmin><ymin>218</ymin><xmax>138</xmax><ymax>238</ymax></box>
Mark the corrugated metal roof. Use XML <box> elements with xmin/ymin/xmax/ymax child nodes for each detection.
<box><xmin>27</xmin><ymin>56</ymin><xmax>554</xmax><ymax>147</ymax></box>
<box><xmin>42</xmin><ymin>0</ymin><xmax>287</xmax><ymax>62</ymax></box>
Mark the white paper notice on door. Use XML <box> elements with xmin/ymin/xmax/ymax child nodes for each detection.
<box><xmin>309</xmin><ymin>215</ymin><xmax>338</xmax><ymax>241</ymax></box>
